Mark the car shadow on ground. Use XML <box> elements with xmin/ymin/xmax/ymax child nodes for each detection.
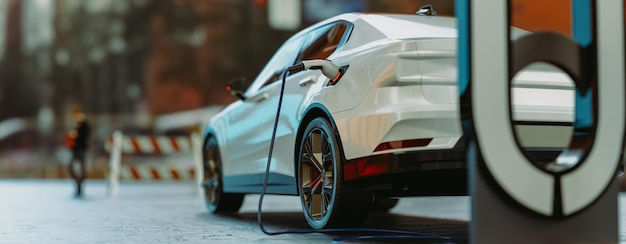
<box><xmin>200</xmin><ymin>210</ymin><xmax>468</xmax><ymax>243</ymax></box>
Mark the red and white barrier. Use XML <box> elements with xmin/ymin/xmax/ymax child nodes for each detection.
<box><xmin>106</xmin><ymin>130</ymin><xmax>203</xmax><ymax>197</ymax></box>
<box><xmin>119</xmin><ymin>165</ymin><xmax>196</xmax><ymax>181</ymax></box>
<box><xmin>105</xmin><ymin>135</ymin><xmax>193</xmax><ymax>154</ymax></box>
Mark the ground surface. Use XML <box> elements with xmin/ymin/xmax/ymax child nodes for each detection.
<box><xmin>0</xmin><ymin>179</ymin><xmax>623</xmax><ymax>243</ymax></box>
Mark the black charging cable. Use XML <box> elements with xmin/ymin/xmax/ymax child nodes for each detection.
<box><xmin>256</xmin><ymin>67</ymin><xmax>468</xmax><ymax>242</ymax></box>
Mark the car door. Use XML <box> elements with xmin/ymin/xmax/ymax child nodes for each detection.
<box><xmin>222</xmin><ymin>36</ymin><xmax>305</xmax><ymax>182</ymax></box>
<box><xmin>261</xmin><ymin>22</ymin><xmax>353</xmax><ymax>184</ymax></box>
<box><xmin>223</xmin><ymin>22</ymin><xmax>352</xmax><ymax>193</ymax></box>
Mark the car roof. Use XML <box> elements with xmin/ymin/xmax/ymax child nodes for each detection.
<box><xmin>300</xmin><ymin>13</ymin><xmax>458</xmax><ymax>40</ymax></box>
<box><xmin>291</xmin><ymin>13</ymin><xmax>530</xmax><ymax>51</ymax></box>
<box><xmin>359</xmin><ymin>14</ymin><xmax>458</xmax><ymax>39</ymax></box>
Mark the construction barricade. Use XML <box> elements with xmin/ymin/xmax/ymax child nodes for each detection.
<box><xmin>105</xmin><ymin>130</ymin><xmax>203</xmax><ymax>197</ymax></box>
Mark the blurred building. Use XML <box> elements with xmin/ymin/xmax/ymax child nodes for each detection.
<box><xmin>0</xmin><ymin>0</ymin><xmax>447</xmax><ymax>129</ymax></box>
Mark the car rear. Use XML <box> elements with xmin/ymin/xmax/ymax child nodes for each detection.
<box><xmin>330</xmin><ymin>14</ymin><xmax>575</xmax><ymax>196</ymax></box>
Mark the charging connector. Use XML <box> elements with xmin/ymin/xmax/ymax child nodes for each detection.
<box><xmin>288</xmin><ymin>59</ymin><xmax>341</xmax><ymax>82</ymax></box>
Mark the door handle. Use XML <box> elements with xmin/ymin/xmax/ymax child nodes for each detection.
<box><xmin>298</xmin><ymin>76</ymin><xmax>317</xmax><ymax>87</ymax></box>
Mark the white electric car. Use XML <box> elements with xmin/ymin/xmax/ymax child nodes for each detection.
<box><xmin>201</xmin><ymin>12</ymin><xmax>574</xmax><ymax>229</ymax></box>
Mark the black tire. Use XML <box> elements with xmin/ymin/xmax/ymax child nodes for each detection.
<box><xmin>297</xmin><ymin>117</ymin><xmax>372</xmax><ymax>229</ymax></box>
<box><xmin>370</xmin><ymin>197</ymin><xmax>399</xmax><ymax>212</ymax></box>
<box><xmin>203</xmin><ymin>137</ymin><xmax>244</xmax><ymax>213</ymax></box>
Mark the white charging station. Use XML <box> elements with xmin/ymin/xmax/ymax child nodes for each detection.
<box><xmin>457</xmin><ymin>0</ymin><xmax>625</xmax><ymax>242</ymax></box>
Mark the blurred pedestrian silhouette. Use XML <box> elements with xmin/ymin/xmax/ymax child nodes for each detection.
<box><xmin>66</xmin><ymin>106</ymin><xmax>91</xmax><ymax>197</ymax></box>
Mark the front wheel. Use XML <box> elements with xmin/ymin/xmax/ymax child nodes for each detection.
<box><xmin>203</xmin><ymin>137</ymin><xmax>244</xmax><ymax>213</ymax></box>
<box><xmin>297</xmin><ymin>117</ymin><xmax>371</xmax><ymax>229</ymax></box>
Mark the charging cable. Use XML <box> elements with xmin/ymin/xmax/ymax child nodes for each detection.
<box><xmin>256</xmin><ymin>61</ymin><xmax>467</xmax><ymax>242</ymax></box>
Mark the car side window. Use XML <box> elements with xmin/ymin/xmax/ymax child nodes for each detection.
<box><xmin>299</xmin><ymin>23</ymin><xmax>349</xmax><ymax>62</ymax></box>
<box><xmin>246</xmin><ymin>36</ymin><xmax>304</xmax><ymax>94</ymax></box>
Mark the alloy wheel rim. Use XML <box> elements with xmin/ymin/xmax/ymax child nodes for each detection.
<box><xmin>204</xmin><ymin>146</ymin><xmax>219</xmax><ymax>205</ymax></box>
<box><xmin>300</xmin><ymin>128</ymin><xmax>335</xmax><ymax>221</ymax></box>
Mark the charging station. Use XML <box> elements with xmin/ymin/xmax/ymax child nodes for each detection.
<box><xmin>258</xmin><ymin>1</ymin><xmax>625</xmax><ymax>240</ymax></box>
<box><xmin>457</xmin><ymin>0</ymin><xmax>625</xmax><ymax>242</ymax></box>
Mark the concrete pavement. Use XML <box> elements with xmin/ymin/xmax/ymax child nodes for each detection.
<box><xmin>0</xmin><ymin>179</ymin><xmax>623</xmax><ymax>243</ymax></box>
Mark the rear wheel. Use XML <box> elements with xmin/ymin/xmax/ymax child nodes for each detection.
<box><xmin>203</xmin><ymin>137</ymin><xmax>244</xmax><ymax>213</ymax></box>
<box><xmin>297</xmin><ymin>117</ymin><xmax>372</xmax><ymax>229</ymax></box>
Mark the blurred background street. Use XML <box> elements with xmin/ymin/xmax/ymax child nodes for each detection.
<box><xmin>0</xmin><ymin>0</ymin><xmax>455</xmax><ymax>180</ymax></box>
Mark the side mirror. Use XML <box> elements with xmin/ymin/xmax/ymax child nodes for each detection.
<box><xmin>416</xmin><ymin>4</ymin><xmax>437</xmax><ymax>16</ymax></box>
<box><xmin>227</xmin><ymin>77</ymin><xmax>247</xmax><ymax>100</ymax></box>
